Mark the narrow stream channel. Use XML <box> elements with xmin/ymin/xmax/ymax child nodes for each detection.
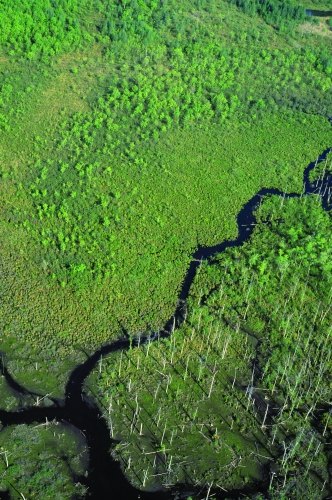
<box><xmin>306</xmin><ymin>9</ymin><xmax>332</xmax><ymax>17</ymax></box>
<box><xmin>0</xmin><ymin>141</ymin><xmax>331</xmax><ymax>498</ymax></box>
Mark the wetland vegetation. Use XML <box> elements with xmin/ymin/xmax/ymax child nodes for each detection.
<box><xmin>0</xmin><ymin>0</ymin><xmax>331</xmax><ymax>498</ymax></box>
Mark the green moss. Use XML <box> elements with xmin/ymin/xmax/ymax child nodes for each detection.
<box><xmin>0</xmin><ymin>423</ymin><xmax>88</xmax><ymax>498</ymax></box>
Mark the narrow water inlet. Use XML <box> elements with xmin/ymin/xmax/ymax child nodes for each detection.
<box><xmin>306</xmin><ymin>8</ymin><xmax>332</xmax><ymax>17</ymax></box>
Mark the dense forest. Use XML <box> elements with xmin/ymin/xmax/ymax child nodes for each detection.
<box><xmin>0</xmin><ymin>0</ymin><xmax>331</xmax><ymax>498</ymax></box>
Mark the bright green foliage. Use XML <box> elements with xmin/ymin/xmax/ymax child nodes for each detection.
<box><xmin>0</xmin><ymin>0</ymin><xmax>331</xmax><ymax>360</ymax></box>
<box><xmin>0</xmin><ymin>0</ymin><xmax>93</xmax><ymax>59</ymax></box>
<box><xmin>25</xmin><ymin>113</ymin><xmax>329</xmax><ymax>288</ymax></box>
<box><xmin>0</xmin><ymin>112</ymin><xmax>329</xmax><ymax>359</ymax></box>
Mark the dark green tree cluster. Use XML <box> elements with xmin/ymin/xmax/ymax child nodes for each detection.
<box><xmin>226</xmin><ymin>0</ymin><xmax>306</xmax><ymax>28</ymax></box>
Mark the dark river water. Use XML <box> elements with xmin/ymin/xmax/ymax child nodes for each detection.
<box><xmin>306</xmin><ymin>8</ymin><xmax>332</xmax><ymax>16</ymax></box>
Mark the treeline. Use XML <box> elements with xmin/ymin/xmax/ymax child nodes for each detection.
<box><xmin>0</xmin><ymin>0</ymin><xmax>310</xmax><ymax>61</ymax></box>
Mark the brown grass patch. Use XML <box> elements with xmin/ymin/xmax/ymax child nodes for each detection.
<box><xmin>299</xmin><ymin>20</ymin><xmax>332</xmax><ymax>38</ymax></box>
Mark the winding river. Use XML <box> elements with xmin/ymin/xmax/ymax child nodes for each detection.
<box><xmin>0</xmin><ymin>141</ymin><xmax>331</xmax><ymax>498</ymax></box>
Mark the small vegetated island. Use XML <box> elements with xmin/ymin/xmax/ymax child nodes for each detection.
<box><xmin>0</xmin><ymin>0</ymin><xmax>331</xmax><ymax>498</ymax></box>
